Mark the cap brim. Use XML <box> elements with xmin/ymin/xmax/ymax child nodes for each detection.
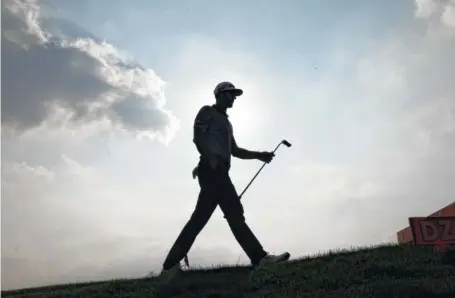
<box><xmin>230</xmin><ymin>88</ymin><xmax>243</xmax><ymax>96</ymax></box>
<box><xmin>216</xmin><ymin>87</ymin><xmax>244</xmax><ymax>96</ymax></box>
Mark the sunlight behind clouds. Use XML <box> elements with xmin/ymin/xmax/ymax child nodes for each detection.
<box><xmin>163</xmin><ymin>34</ymin><xmax>284</xmax><ymax>145</ymax></box>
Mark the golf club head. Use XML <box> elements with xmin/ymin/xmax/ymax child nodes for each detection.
<box><xmin>281</xmin><ymin>140</ymin><xmax>292</xmax><ymax>147</ymax></box>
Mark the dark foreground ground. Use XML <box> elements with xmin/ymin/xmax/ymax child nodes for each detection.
<box><xmin>2</xmin><ymin>244</ymin><xmax>455</xmax><ymax>298</ymax></box>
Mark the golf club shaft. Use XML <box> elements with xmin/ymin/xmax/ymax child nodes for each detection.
<box><xmin>238</xmin><ymin>142</ymin><xmax>283</xmax><ymax>199</ymax></box>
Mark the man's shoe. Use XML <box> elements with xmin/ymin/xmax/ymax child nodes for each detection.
<box><xmin>258</xmin><ymin>252</ymin><xmax>291</xmax><ymax>266</ymax></box>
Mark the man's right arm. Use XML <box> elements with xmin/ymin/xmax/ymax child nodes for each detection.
<box><xmin>193</xmin><ymin>107</ymin><xmax>217</xmax><ymax>166</ymax></box>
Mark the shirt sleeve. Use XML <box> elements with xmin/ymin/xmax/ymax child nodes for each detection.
<box><xmin>194</xmin><ymin>106</ymin><xmax>213</xmax><ymax>133</ymax></box>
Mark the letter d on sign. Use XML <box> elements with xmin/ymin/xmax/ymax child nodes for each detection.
<box><xmin>419</xmin><ymin>221</ymin><xmax>440</xmax><ymax>242</ymax></box>
<box><xmin>409</xmin><ymin>216</ymin><xmax>455</xmax><ymax>246</ymax></box>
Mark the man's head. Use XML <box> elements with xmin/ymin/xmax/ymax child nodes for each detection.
<box><xmin>213</xmin><ymin>81</ymin><xmax>243</xmax><ymax>109</ymax></box>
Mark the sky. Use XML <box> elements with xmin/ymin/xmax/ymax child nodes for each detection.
<box><xmin>1</xmin><ymin>0</ymin><xmax>455</xmax><ymax>291</ymax></box>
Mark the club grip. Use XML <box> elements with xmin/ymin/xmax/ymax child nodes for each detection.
<box><xmin>282</xmin><ymin>140</ymin><xmax>292</xmax><ymax>147</ymax></box>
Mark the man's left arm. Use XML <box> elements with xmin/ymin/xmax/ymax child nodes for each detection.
<box><xmin>231</xmin><ymin>137</ymin><xmax>260</xmax><ymax>160</ymax></box>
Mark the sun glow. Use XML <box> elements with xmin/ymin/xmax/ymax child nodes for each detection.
<box><xmin>184</xmin><ymin>79</ymin><xmax>270</xmax><ymax>142</ymax></box>
<box><xmin>229</xmin><ymin>99</ymin><xmax>261</xmax><ymax>140</ymax></box>
<box><xmin>228</xmin><ymin>81</ymin><xmax>268</xmax><ymax>141</ymax></box>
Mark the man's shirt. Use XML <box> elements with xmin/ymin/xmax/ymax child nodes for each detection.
<box><xmin>193</xmin><ymin>105</ymin><xmax>235</xmax><ymax>164</ymax></box>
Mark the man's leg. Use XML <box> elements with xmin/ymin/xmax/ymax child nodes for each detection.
<box><xmin>214</xmin><ymin>168</ymin><xmax>268</xmax><ymax>265</ymax></box>
<box><xmin>162</xmin><ymin>188</ymin><xmax>217</xmax><ymax>270</ymax></box>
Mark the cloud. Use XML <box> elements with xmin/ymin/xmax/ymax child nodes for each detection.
<box><xmin>415</xmin><ymin>0</ymin><xmax>455</xmax><ymax>28</ymax></box>
<box><xmin>1</xmin><ymin>0</ymin><xmax>179</xmax><ymax>143</ymax></box>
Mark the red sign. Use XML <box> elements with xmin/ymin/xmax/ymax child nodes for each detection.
<box><xmin>396</xmin><ymin>201</ymin><xmax>455</xmax><ymax>244</ymax></box>
<box><xmin>409</xmin><ymin>216</ymin><xmax>455</xmax><ymax>246</ymax></box>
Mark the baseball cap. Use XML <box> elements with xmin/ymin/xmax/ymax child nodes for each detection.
<box><xmin>213</xmin><ymin>81</ymin><xmax>243</xmax><ymax>97</ymax></box>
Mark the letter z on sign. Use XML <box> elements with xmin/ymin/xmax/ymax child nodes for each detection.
<box><xmin>409</xmin><ymin>216</ymin><xmax>455</xmax><ymax>245</ymax></box>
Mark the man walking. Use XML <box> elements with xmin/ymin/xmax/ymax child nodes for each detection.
<box><xmin>160</xmin><ymin>81</ymin><xmax>290</xmax><ymax>279</ymax></box>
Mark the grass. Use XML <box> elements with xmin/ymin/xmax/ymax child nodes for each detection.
<box><xmin>2</xmin><ymin>244</ymin><xmax>455</xmax><ymax>298</ymax></box>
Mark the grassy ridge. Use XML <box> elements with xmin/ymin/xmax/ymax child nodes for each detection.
<box><xmin>2</xmin><ymin>244</ymin><xmax>455</xmax><ymax>297</ymax></box>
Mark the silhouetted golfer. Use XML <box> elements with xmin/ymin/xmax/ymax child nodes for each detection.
<box><xmin>160</xmin><ymin>81</ymin><xmax>290</xmax><ymax>280</ymax></box>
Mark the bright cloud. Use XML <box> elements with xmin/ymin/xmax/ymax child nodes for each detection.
<box><xmin>415</xmin><ymin>0</ymin><xmax>455</xmax><ymax>28</ymax></box>
<box><xmin>1</xmin><ymin>0</ymin><xmax>179</xmax><ymax>143</ymax></box>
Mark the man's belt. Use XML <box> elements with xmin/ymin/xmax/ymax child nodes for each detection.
<box><xmin>192</xmin><ymin>156</ymin><xmax>230</xmax><ymax>179</ymax></box>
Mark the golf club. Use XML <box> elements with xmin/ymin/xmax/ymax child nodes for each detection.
<box><xmin>238</xmin><ymin>139</ymin><xmax>292</xmax><ymax>200</ymax></box>
<box><xmin>183</xmin><ymin>139</ymin><xmax>292</xmax><ymax>268</ymax></box>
